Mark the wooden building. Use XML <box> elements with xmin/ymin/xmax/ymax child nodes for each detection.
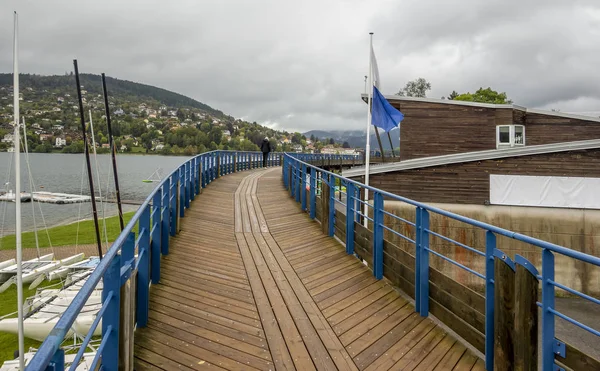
<box><xmin>347</xmin><ymin>96</ymin><xmax>600</xmax><ymax>208</ymax></box>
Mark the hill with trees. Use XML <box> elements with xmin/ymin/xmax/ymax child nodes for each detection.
<box><xmin>0</xmin><ymin>73</ymin><xmax>303</xmax><ymax>155</ymax></box>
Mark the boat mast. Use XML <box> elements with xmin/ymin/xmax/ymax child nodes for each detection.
<box><xmin>73</xmin><ymin>60</ymin><xmax>103</xmax><ymax>259</ymax></box>
<box><xmin>101</xmin><ymin>73</ymin><xmax>124</xmax><ymax>230</ymax></box>
<box><xmin>13</xmin><ymin>11</ymin><xmax>25</xmax><ymax>371</ymax></box>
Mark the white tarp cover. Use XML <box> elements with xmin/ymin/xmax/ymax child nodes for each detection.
<box><xmin>489</xmin><ymin>174</ymin><xmax>600</xmax><ymax>209</ymax></box>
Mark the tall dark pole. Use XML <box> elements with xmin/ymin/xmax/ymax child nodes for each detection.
<box><xmin>387</xmin><ymin>132</ymin><xmax>395</xmax><ymax>157</ymax></box>
<box><xmin>101</xmin><ymin>73</ymin><xmax>124</xmax><ymax>231</ymax></box>
<box><xmin>73</xmin><ymin>60</ymin><xmax>103</xmax><ymax>259</ymax></box>
<box><xmin>373</xmin><ymin>126</ymin><xmax>386</xmax><ymax>163</ymax></box>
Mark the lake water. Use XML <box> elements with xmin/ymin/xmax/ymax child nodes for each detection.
<box><xmin>0</xmin><ymin>152</ymin><xmax>188</xmax><ymax>235</ymax></box>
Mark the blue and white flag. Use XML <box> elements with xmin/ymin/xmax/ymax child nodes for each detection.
<box><xmin>372</xmin><ymin>85</ymin><xmax>404</xmax><ymax>132</ymax></box>
<box><xmin>369</xmin><ymin>46</ymin><xmax>403</xmax><ymax>132</ymax></box>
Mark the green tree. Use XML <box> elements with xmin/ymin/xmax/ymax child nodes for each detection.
<box><xmin>209</xmin><ymin>127</ymin><xmax>222</xmax><ymax>145</ymax></box>
<box><xmin>454</xmin><ymin>87</ymin><xmax>512</xmax><ymax>104</ymax></box>
<box><xmin>342</xmin><ymin>141</ymin><xmax>350</xmax><ymax>148</ymax></box>
<box><xmin>397</xmin><ymin>77</ymin><xmax>431</xmax><ymax>97</ymax></box>
<box><xmin>442</xmin><ymin>90</ymin><xmax>459</xmax><ymax>100</ymax></box>
<box><xmin>328</xmin><ymin>138</ymin><xmax>335</xmax><ymax>145</ymax></box>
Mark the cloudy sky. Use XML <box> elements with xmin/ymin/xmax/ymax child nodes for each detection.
<box><xmin>1</xmin><ymin>1</ymin><xmax>600</xmax><ymax>133</ymax></box>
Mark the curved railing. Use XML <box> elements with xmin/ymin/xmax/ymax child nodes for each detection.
<box><xmin>27</xmin><ymin>150</ymin><xmax>282</xmax><ymax>370</ymax></box>
<box><xmin>283</xmin><ymin>153</ymin><xmax>600</xmax><ymax>371</ymax></box>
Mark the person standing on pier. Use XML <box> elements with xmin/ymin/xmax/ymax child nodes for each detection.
<box><xmin>261</xmin><ymin>137</ymin><xmax>271</xmax><ymax>167</ymax></box>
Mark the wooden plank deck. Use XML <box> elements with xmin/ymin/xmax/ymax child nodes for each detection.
<box><xmin>134</xmin><ymin>168</ymin><xmax>484</xmax><ymax>370</ymax></box>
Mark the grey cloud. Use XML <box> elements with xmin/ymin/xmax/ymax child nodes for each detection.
<box><xmin>2</xmin><ymin>0</ymin><xmax>600</xmax><ymax>133</ymax></box>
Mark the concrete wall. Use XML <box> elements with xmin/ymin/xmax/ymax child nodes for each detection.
<box><xmin>382</xmin><ymin>201</ymin><xmax>600</xmax><ymax>296</ymax></box>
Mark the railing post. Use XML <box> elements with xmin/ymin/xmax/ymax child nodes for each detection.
<box><xmin>102</xmin><ymin>252</ymin><xmax>121</xmax><ymax>371</ymax></box>
<box><xmin>170</xmin><ymin>177</ymin><xmax>176</xmax><ymax>236</ymax></box>
<box><xmin>345</xmin><ymin>182</ymin><xmax>355</xmax><ymax>255</ymax></box>
<box><xmin>216</xmin><ymin>152</ymin><xmax>221</xmax><ymax>178</ymax></box>
<box><xmin>296</xmin><ymin>163</ymin><xmax>301</xmax><ymax>203</ymax></box>
<box><xmin>288</xmin><ymin>163</ymin><xmax>293</xmax><ymax>196</ymax></box>
<box><xmin>161</xmin><ymin>185</ymin><xmax>169</xmax><ymax>255</ymax></box>
<box><xmin>233</xmin><ymin>153</ymin><xmax>238</xmax><ymax>172</ymax></box>
<box><xmin>174</xmin><ymin>175</ymin><xmax>180</xmax><ymax>234</ymax></box>
<box><xmin>47</xmin><ymin>349</ymin><xmax>65</xmax><ymax>371</ymax></box>
<box><xmin>414</xmin><ymin>207</ymin><xmax>430</xmax><ymax>316</ymax></box>
<box><xmin>137</xmin><ymin>206</ymin><xmax>151</xmax><ymax>328</ymax></box>
<box><xmin>514</xmin><ymin>255</ymin><xmax>539</xmax><ymax>371</ymax></box>
<box><xmin>201</xmin><ymin>156</ymin><xmax>206</xmax><ymax>188</ymax></box>
<box><xmin>310</xmin><ymin>167</ymin><xmax>317</xmax><ymax>219</ymax></box>
<box><xmin>494</xmin><ymin>250</ymin><xmax>516</xmax><ymax>371</ymax></box>
<box><xmin>151</xmin><ymin>192</ymin><xmax>162</xmax><ymax>284</ymax></box>
<box><xmin>328</xmin><ymin>173</ymin><xmax>335</xmax><ymax>237</ymax></box>
<box><xmin>184</xmin><ymin>162</ymin><xmax>190</xmax><ymax>209</ymax></box>
<box><xmin>190</xmin><ymin>159</ymin><xmax>196</xmax><ymax>201</ymax></box>
<box><xmin>301</xmin><ymin>164</ymin><xmax>307</xmax><ymax>211</ymax></box>
<box><xmin>321</xmin><ymin>173</ymin><xmax>330</xmax><ymax>235</ymax></box>
<box><xmin>373</xmin><ymin>191</ymin><xmax>384</xmax><ymax>279</ymax></box>
<box><xmin>179</xmin><ymin>168</ymin><xmax>185</xmax><ymax>219</ymax></box>
<box><xmin>541</xmin><ymin>249</ymin><xmax>555</xmax><ymax>371</ymax></box>
<box><xmin>197</xmin><ymin>159</ymin><xmax>202</xmax><ymax>194</ymax></box>
<box><xmin>485</xmin><ymin>230</ymin><xmax>497</xmax><ymax>371</ymax></box>
<box><xmin>119</xmin><ymin>232</ymin><xmax>135</xmax><ymax>371</ymax></box>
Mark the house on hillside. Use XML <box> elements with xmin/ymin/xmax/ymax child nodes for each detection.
<box><xmin>55</xmin><ymin>137</ymin><xmax>67</xmax><ymax>147</ymax></box>
<box><xmin>347</xmin><ymin>95</ymin><xmax>600</xmax><ymax>209</ymax></box>
<box><xmin>1</xmin><ymin>134</ymin><xmax>14</xmax><ymax>143</ymax></box>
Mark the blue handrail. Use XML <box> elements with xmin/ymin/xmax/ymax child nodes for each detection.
<box><xmin>283</xmin><ymin>153</ymin><xmax>600</xmax><ymax>371</ymax></box>
<box><xmin>27</xmin><ymin>150</ymin><xmax>285</xmax><ymax>370</ymax></box>
<box><xmin>27</xmin><ymin>150</ymin><xmax>355</xmax><ymax>370</ymax></box>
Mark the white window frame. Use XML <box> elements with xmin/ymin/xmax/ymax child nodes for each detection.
<box><xmin>496</xmin><ymin>124</ymin><xmax>525</xmax><ymax>149</ymax></box>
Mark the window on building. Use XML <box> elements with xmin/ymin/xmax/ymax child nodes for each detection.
<box><xmin>496</xmin><ymin>125</ymin><xmax>525</xmax><ymax>148</ymax></box>
<box><xmin>498</xmin><ymin>126</ymin><xmax>511</xmax><ymax>144</ymax></box>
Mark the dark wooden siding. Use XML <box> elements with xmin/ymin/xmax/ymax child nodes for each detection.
<box><xmin>513</xmin><ymin>108</ymin><xmax>526</xmax><ymax>125</ymax></box>
<box><xmin>385</xmin><ymin>98</ymin><xmax>600</xmax><ymax>161</ymax></box>
<box><xmin>363</xmin><ymin>149</ymin><xmax>600</xmax><ymax>205</ymax></box>
<box><xmin>392</xmin><ymin>101</ymin><xmax>508</xmax><ymax>161</ymax></box>
<box><xmin>525</xmin><ymin>112</ymin><xmax>600</xmax><ymax>146</ymax></box>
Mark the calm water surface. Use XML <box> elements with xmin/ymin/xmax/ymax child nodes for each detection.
<box><xmin>0</xmin><ymin>152</ymin><xmax>188</xmax><ymax>235</ymax></box>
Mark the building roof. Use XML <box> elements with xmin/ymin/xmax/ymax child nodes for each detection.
<box><xmin>342</xmin><ymin>138</ymin><xmax>600</xmax><ymax>177</ymax></box>
<box><xmin>360</xmin><ymin>94</ymin><xmax>600</xmax><ymax>124</ymax></box>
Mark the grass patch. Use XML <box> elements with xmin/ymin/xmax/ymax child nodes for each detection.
<box><xmin>0</xmin><ymin>281</ymin><xmax>59</xmax><ymax>363</ymax></box>
<box><xmin>130</xmin><ymin>146</ymin><xmax>147</xmax><ymax>153</ymax></box>
<box><xmin>0</xmin><ymin>212</ymin><xmax>136</xmax><ymax>250</ymax></box>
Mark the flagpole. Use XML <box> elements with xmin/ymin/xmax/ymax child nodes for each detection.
<box><xmin>363</xmin><ymin>32</ymin><xmax>373</xmax><ymax>228</ymax></box>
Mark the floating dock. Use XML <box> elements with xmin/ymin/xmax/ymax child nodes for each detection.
<box><xmin>0</xmin><ymin>191</ymin><xmax>92</xmax><ymax>204</ymax></box>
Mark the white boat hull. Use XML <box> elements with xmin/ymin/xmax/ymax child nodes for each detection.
<box><xmin>0</xmin><ymin>315</ymin><xmax>101</xmax><ymax>342</ymax></box>
<box><xmin>0</xmin><ymin>351</ymin><xmax>96</xmax><ymax>371</ymax></box>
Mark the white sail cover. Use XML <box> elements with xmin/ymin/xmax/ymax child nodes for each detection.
<box><xmin>490</xmin><ymin>174</ymin><xmax>600</xmax><ymax>209</ymax></box>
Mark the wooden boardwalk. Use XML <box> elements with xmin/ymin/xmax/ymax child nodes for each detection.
<box><xmin>134</xmin><ymin>168</ymin><xmax>484</xmax><ymax>371</ymax></box>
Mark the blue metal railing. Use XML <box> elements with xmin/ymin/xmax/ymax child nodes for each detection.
<box><xmin>283</xmin><ymin>153</ymin><xmax>600</xmax><ymax>371</ymax></box>
<box><xmin>27</xmin><ymin>150</ymin><xmax>284</xmax><ymax>371</ymax></box>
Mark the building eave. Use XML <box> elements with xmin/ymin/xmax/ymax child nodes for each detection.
<box><xmin>342</xmin><ymin>139</ymin><xmax>600</xmax><ymax>177</ymax></box>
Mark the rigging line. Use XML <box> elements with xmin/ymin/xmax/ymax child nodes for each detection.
<box><xmin>19</xmin><ymin>121</ymin><xmax>54</xmax><ymax>256</ymax></box>
<box><xmin>21</xmin><ymin>118</ymin><xmax>41</xmax><ymax>259</ymax></box>
<box><xmin>103</xmin><ymin>152</ymin><xmax>112</xmax><ymax>249</ymax></box>
<box><xmin>88</xmin><ymin>110</ymin><xmax>109</xmax><ymax>250</ymax></box>
<box><xmin>0</xmin><ymin>151</ymin><xmax>13</xmax><ymax>250</ymax></box>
